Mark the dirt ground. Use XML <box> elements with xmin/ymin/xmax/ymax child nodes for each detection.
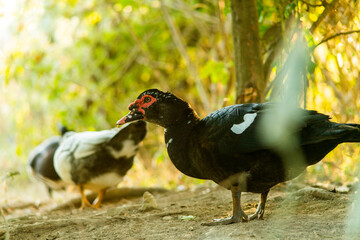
<box><xmin>1</xmin><ymin>182</ymin><xmax>360</xmax><ymax>240</ymax></box>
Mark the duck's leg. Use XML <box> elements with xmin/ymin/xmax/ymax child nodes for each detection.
<box><xmin>92</xmin><ymin>189</ymin><xmax>106</xmax><ymax>208</ymax></box>
<box><xmin>202</xmin><ymin>185</ymin><xmax>248</xmax><ymax>226</ymax></box>
<box><xmin>79</xmin><ymin>185</ymin><xmax>92</xmax><ymax>210</ymax></box>
<box><xmin>249</xmin><ymin>190</ymin><xmax>269</xmax><ymax>220</ymax></box>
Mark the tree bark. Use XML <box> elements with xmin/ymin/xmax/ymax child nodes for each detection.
<box><xmin>230</xmin><ymin>0</ymin><xmax>265</xmax><ymax>103</ymax></box>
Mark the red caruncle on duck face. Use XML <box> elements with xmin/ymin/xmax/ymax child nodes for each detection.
<box><xmin>129</xmin><ymin>95</ymin><xmax>157</xmax><ymax>114</ymax></box>
<box><xmin>117</xmin><ymin>94</ymin><xmax>157</xmax><ymax>125</ymax></box>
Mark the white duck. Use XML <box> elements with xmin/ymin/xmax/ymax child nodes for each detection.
<box><xmin>54</xmin><ymin>121</ymin><xmax>146</xmax><ymax>209</ymax></box>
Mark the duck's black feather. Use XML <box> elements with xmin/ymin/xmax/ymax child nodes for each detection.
<box><xmin>28</xmin><ymin>126</ymin><xmax>70</xmax><ymax>194</ymax></box>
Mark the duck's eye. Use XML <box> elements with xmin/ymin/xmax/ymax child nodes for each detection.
<box><xmin>144</xmin><ymin>96</ymin><xmax>151</xmax><ymax>103</ymax></box>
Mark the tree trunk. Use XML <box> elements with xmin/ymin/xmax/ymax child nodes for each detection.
<box><xmin>230</xmin><ymin>0</ymin><xmax>265</xmax><ymax>103</ymax></box>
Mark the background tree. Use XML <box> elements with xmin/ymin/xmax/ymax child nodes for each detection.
<box><xmin>0</xmin><ymin>0</ymin><xmax>359</xmax><ymax>188</ymax></box>
<box><xmin>231</xmin><ymin>0</ymin><xmax>265</xmax><ymax>103</ymax></box>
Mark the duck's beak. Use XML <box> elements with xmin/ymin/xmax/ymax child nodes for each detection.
<box><xmin>117</xmin><ymin>110</ymin><xmax>144</xmax><ymax>125</ymax></box>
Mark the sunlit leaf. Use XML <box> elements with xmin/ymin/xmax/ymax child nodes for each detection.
<box><xmin>85</xmin><ymin>11</ymin><xmax>102</xmax><ymax>25</ymax></box>
<box><xmin>200</xmin><ymin>60</ymin><xmax>229</xmax><ymax>85</ymax></box>
<box><xmin>178</xmin><ymin>215</ymin><xmax>196</xmax><ymax>220</ymax></box>
<box><xmin>307</xmin><ymin>60</ymin><xmax>316</xmax><ymax>74</ymax></box>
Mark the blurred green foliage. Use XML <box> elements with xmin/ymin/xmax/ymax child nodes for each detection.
<box><xmin>0</xmin><ymin>0</ymin><xmax>359</xmax><ymax>189</ymax></box>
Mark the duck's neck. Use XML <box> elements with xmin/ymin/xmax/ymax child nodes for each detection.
<box><xmin>164</xmin><ymin>108</ymin><xmax>204</xmax><ymax>178</ymax></box>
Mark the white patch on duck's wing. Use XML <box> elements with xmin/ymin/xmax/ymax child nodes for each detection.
<box><xmin>231</xmin><ymin>113</ymin><xmax>257</xmax><ymax>134</ymax></box>
<box><xmin>106</xmin><ymin>139</ymin><xmax>137</xmax><ymax>159</ymax></box>
<box><xmin>60</xmin><ymin>130</ymin><xmax>116</xmax><ymax>160</ymax></box>
<box><xmin>78</xmin><ymin>130</ymin><xmax>119</xmax><ymax>158</ymax></box>
<box><xmin>85</xmin><ymin>172</ymin><xmax>123</xmax><ymax>192</ymax></box>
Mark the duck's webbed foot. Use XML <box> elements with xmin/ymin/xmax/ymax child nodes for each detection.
<box><xmin>249</xmin><ymin>191</ymin><xmax>269</xmax><ymax>220</ymax></box>
<box><xmin>202</xmin><ymin>212</ymin><xmax>248</xmax><ymax>226</ymax></box>
<box><xmin>202</xmin><ymin>185</ymin><xmax>249</xmax><ymax>226</ymax></box>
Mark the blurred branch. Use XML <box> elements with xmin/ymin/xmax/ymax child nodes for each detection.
<box><xmin>264</xmin><ymin>17</ymin><xmax>303</xmax><ymax>96</ymax></box>
<box><xmin>267</xmin><ymin>34</ymin><xmax>308</xmax><ymax>104</ymax></box>
<box><xmin>1</xmin><ymin>171</ymin><xmax>19</xmax><ymax>181</ymax></box>
<box><xmin>117</xmin><ymin>14</ymin><xmax>169</xmax><ymax>90</ymax></box>
<box><xmin>216</xmin><ymin>0</ymin><xmax>232</xmax><ymax>60</ymax></box>
<box><xmin>165</xmin><ymin>0</ymin><xmax>211</xmax><ymax>37</ymax></box>
<box><xmin>160</xmin><ymin>0</ymin><xmax>210</xmax><ymax>111</ymax></box>
<box><xmin>321</xmin><ymin>68</ymin><xmax>346</xmax><ymax>106</ymax></box>
<box><xmin>300</xmin><ymin>0</ymin><xmax>325</xmax><ymax>7</ymax></box>
<box><xmin>217</xmin><ymin>0</ymin><xmax>234</xmax><ymax>101</ymax></box>
<box><xmin>165</xmin><ymin>0</ymin><xmax>218</xmax><ymax>25</ymax></box>
<box><xmin>106</xmin><ymin>45</ymin><xmax>140</xmax><ymax>90</ymax></box>
<box><xmin>310</xmin><ymin>0</ymin><xmax>338</xmax><ymax>33</ymax></box>
<box><xmin>263</xmin><ymin>41</ymin><xmax>284</xmax><ymax>88</ymax></box>
<box><xmin>263</xmin><ymin>17</ymin><xmax>298</xmax><ymax>87</ymax></box>
<box><xmin>314</xmin><ymin>30</ymin><xmax>360</xmax><ymax>49</ymax></box>
<box><xmin>0</xmin><ymin>171</ymin><xmax>17</xmax><ymax>240</ymax></box>
<box><xmin>0</xmin><ymin>207</ymin><xmax>9</xmax><ymax>240</ymax></box>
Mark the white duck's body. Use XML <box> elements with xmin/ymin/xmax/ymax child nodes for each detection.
<box><xmin>54</xmin><ymin>121</ymin><xmax>147</xmax><ymax>208</ymax></box>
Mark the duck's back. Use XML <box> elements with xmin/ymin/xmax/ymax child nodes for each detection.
<box><xmin>189</xmin><ymin>103</ymin><xmax>360</xmax><ymax>191</ymax></box>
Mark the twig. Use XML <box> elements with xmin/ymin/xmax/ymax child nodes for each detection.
<box><xmin>314</xmin><ymin>30</ymin><xmax>360</xmax><ymax>49</ymax></box>
<box><xmin>1</xmin><ymin>204</ymin><xmax>10</xmax><ymax>240</ymax></box>
<box><xmin>160</xmin><ymin>0</ymin><xmax>210</xmax><ymax>111</ymax></box>
<box><xmin>1</xmin><ymin>171</ymin><xmax>19</xmax><ymax>181</ymax></box>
